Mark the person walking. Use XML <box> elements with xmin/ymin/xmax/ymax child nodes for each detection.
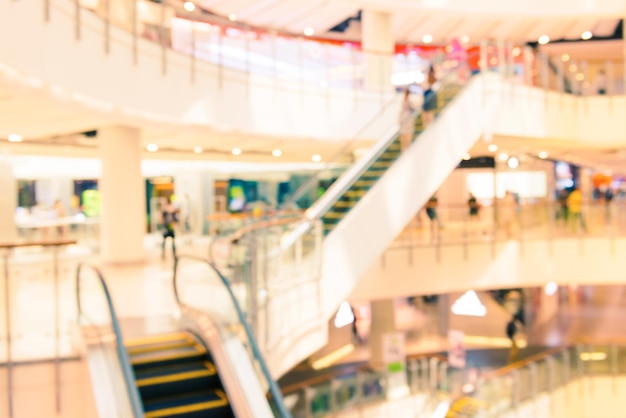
<box><xmin>399</xmin><ymin>88</ymin><xmax>416</xmax><ymax>151</ymax></box>
<box><xmin>567</xmin><ymin>187</ymin><xmax>586</xmax><ymax>233</ymax></box>
<box><xmin>161</xmin><ymin>198</ymin><xmax>179</xmax><ymax>259</ymax></box>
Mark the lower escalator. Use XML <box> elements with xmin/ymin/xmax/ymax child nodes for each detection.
<box><xmin>125</xmin><ymin>332</ymin><xmax>234</xmax><ymax>418</ymax></box>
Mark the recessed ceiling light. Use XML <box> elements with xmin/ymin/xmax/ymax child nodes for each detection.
<box><xmin>569</xmin><ymin>64</ymin><xmax>577</xmax><ymax>72</ymax></box>
<box><xmin>576</xmin><ymin>73</ymin><xmax>584</xmax><ymax>81</ymax></box>
<box><xmin>512</xmin><ymin>47</ymin><xmax>521</xmax><ymax>57</ymax></box>
<box><xmin>311</xmin><ymin>154</ymin><xmax>322</xmax><ymax>162</ymax></box>
<box><xmin>272</xmin><ymin>149</ymin><xmax>282</xmax><ymax>157</ymax></box>
<box><xmin>561</xmin><ymin>54</ymin><xmax>570</xmax><ymax>62</ymax></box>
<box><xmin>507</xmin><ymin>156</ymin><xmax>520</xmax><ymax>169</ymax></box>
<box><xmin>538</xmin><ymin>35</ymin><xmax>550</xmax><ymax>45</ymax></box>
<box><xmin>8</xmin><ymin>134</ymin><xmax>23</xmax><ymax>142</ymax></box>
<box><xmin>581</xmin><ymin>31</ymin><xmax>592</xmax><ymax>40</ymax></box>
<box><xmin>228</xmin><ymin>13</ymin><xmax>237</xmax><ymax>21</ymax></box>
<box><xmin>462</xmin><ymin>153</ymin><xmax>471</xmax><ymax>161</ymax></box>
<box><xmin>422</xmin><ymin>34</ymin><xmax>433</xmax><ymax>44</ymax></box>
<box><xmin>304</xmin><ymin>27</ymin><xmax>314</xmax><ymax>36</ymax></box>
<box><xmin>538</xmin><ymin>151</ymin><xmax>548</xmax><ymax>159</ymax></box>
<box><xmin>193</xmin><ymin>146</ymin><xmax>203</xmax><ymax>154</ymax></box>
<box><xmin>461</xmin><ymin>35</ymin><xmax>470</xmax><ymax>44</ymax></box>
<box><xmin>487</xmin><ymin>144</ymin><xmax>498</xmax><ymax>152</ymax></box>
<box><xmin>231</xmin><ymin>147</ymin><xmax>242</xmax><ymax>156</ymax></box>
<box><xmin>183</xmin><ymin>1</ymin><xmax>195</xmax><ymax>12</ymax></box>
<box><xmin>146</xmin><ymin>143</ymin><xmax>158</xmax><ymax>152</ymax></box>
<box><xmin>498</xmin><ymin>152</ymin><xmax>509</xmax><ymax>161</ymax></box>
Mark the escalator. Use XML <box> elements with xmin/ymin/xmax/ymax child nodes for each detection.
<box><xmin>126</xmin><ymin>332</ymin><xmax>233</xmax><ymax>418</ymax></box>
<box><xmin>321</xmin><ymin>82</ymin><xmax>465</xmax><ymax>234</ymax></box>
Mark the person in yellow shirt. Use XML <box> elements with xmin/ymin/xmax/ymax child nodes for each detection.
<box><xmin>567</xmin><ymin>188</ymin><xmax>586</xmax><ymax>233</ymax></box>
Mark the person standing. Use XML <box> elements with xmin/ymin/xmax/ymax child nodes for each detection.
<box><xmin>426</xmin><ymin>195</ymin><xmax>440</xmax><ymax>242</ymax></box>
<box><xmin>399</xmin><ymin>88</ymin><xmax>416</xmax><ymax>151</ymax></box>
<box><xmin>500</xmin><ymin>191</ymin><xmax>518</xmax><ymax>238</ymax></box>
<box><xmin>468</xmin><ymin>193</ymin><xmax>480</xmax><ymax>220</ymax></box>
<box><xmin>567</xmin><ymin>187</ymin><xmax>586</xmax><ymax>233</ymax></box>
<box><xmin>161</xmin><ymin>199</ymin><xmax>179</xmax><ymax>259</ymax></box>
<box><xmin>422</xmin><ymin>65</ymin><xmax>438</xmax><ymax>127</ymax></box>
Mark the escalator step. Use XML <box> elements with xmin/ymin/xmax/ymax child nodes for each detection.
<box><xmin>143</xmin><ymin>389</ymin><xmax>231</xmax><ymax>418</ymax></box>
<box><xmin>130</xmin><ymin>343</ymin><xmax>207</xmax><ymax>370</ymax></box>
<box><xmin>137</xmin><ymin>361</ymin><xmax>221</xmax><ymax>400</ymax></box>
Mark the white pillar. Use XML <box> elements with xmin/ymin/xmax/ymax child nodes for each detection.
<box><xmin>369</xmin><ymin>299</ymin><xmax>399</xmax><ymax>368</ymax></box>
<box><xmin>361</xmin><ymin>9</ymin><xmax>394</xmax><ymax>92</ymax></box>
<box><xmin>99</xmin><ymin>126</ymin><xmax>146</xmax><ymax>263</ymax></box>
<box><xmin>0</xmin><ymin>161</ymin><xmax>17</xmax><ymax>242</ymax></box>
<box><xmin>174</xmin><ymin>171</ymin><xmax>214</xmax><ymax>236</ymax></box>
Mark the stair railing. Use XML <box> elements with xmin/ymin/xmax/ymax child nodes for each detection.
<box><xmin>75</xmin><ymin>263</ymin><xmax>144</xmax><ymax>418</ymax></box>
<box><xmin>173</xmin><ymin>255</ymin><xmax>293</xmax><ymax>418</ymax></box>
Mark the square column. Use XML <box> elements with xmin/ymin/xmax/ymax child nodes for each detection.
<box><xmin>99</xmin><ymin>126</ymin><xmax>146</xmax><ymax>263</ymax></box>
<box><xmin>362</xmin><ymin>9</ymin><xmax>394</xmax><ymax>92</ymax></box>
<box><xmin>0</xmin><ymin>161</ymin><xmax>17</xmax><ymax>242</ymax></box>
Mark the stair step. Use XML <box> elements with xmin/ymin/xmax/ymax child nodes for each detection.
<box><xmin>143</xmin><ymin>390</ymin><xmax>230</xmax><ymax>418</ymax></box>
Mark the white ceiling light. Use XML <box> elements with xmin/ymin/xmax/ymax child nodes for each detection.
<box><xmin>569</xmin><ymin>64</ymin><xmax>577</xmax><ymax>72</ymax></box>
<box><xmin>228</xmin><ymin>13</ymin><xmax>237</xmax><ymax>21</ymax></box>
<box><xmin>193</xmin><ymin>146</ymin><xmax>203</xmax><ymax>154</ymax></box>
<box><xmin>183</xmin><ymin>1</ymin><xmax>195</xmax><ymax>12</ymax></box>
<box><xmin>272</xmin><ymin>149</ymin><xmax>282</xmax><ymax>157</ymax></box>
<box><xmin>146</xmin><ymin>143</ymin><xmax>158</xmax><ymax>152</ymax></box>
<box><xmin>231</xmin><ymin>147</ymin><xmax>242</xmax><ymax>156</ymax></box>
<box><xmin>498</xmin><ymin>152</ymin><xmax>509</xmax><ymax>162</ymax></box>
<box><xmin>538</xmin><ymin>35</ymin><xmax>550</xmax><ymax>45</ymax></box>
<box><xmin>422</xmin><ymin>34</ymin><xmax>433</xmax><ymax>44</ymax></box>
<box><xmin>461</xmin><ymin>35</ymin><xmax>470</xmax><ymax>44</ymax></box>
<box><xmin>512</xmin><ymin>47</ymin><xmax>521</xmax><ymax>57</ymax></box>
<box><xmin>538</xmin><ymin>151</ymin><xmax>548</xmax><ymax>159</ymax></box>
<box><xmin>8</xmin><ymin>134</ymin><xmax>23</xmax><ymax>142</ymax></box>
<box><xmin>545</xmin><ymin>281</ymin><xmax>558</xmax><ymax>296</ymax></box>
<box><xmin>581</xmin><ymin>31</ymin><xmax>593</xmax><ymax>40</ymax></box>
<box><xmin>311</xmin><ymin>154</ymin><xmax>322</xmax><ymax>162</ymax></box>
<box><xmin>462</xmin><ymin>153</ymin><xmax>471</xmax><ymax>161</ymax></box>
<box><xmin>304</xmin><ymin>27</ymin><xmax>315</xmax><ymax>37</ymax></box>
<box><xmin>507</xmin><ymin>156</ymin><xmax>520</xmax><ymax>169</ymax></box>
<box><xmin>561</xmin><ymin>54</ymin><xmax>570</xmax><ymax>62</ymax></box>
<box><xmin>576</xmin><ymin>73</ymin><xmax>585</xmax><ymax>81</ymax></box>
<box><xmin>487</xmin><ymin>144</ymin><xmax>498</xmax><ymax>152</ymax></box>
<box><xmin>451</xmin><ymin>291</ymin><xmax>487</xmax><ymax>317</ymax></box>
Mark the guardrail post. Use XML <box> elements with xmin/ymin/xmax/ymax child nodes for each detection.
<box><xmin>3</xmin><ymin>249</ymin><xmax>13</xmax><ymax>418</ymax></box>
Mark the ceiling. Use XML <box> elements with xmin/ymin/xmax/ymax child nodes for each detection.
<box><xmin>196</xmin><ymin>0</ymin><xmax>621</xmax><ymax>45</ymax></box>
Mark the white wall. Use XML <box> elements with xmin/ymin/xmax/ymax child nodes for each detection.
<box><xmin>352</xmin><ymin>237</ymin><xmax>626</xmax><ymax>300</ymax></box>
<box><xmin>0</xmin><ymin>0</ymin><xmax>398</xmax><ymax>141</ymax></box>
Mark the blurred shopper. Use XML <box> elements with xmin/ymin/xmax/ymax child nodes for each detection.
<box><xmin>426</xmin><ymin>195</ymin><xmax>440</xmax><ymax>242</ymax></box>
<box><xmin>53</xmin><ymin>199</ymin><xmax>67</xmax><ymax>237</ymax></box>
<box><xmin>556</xmin><ymin>189</ymin><xmax>569</xmax><ymax>225</ymax></box>
<box><xmin>500</xmin><ymin>191</ymin><xmax>518</xmax><ymax>238</ymax></box>
<box><xmin>605</xmin><ymin>188</ymin><xmax>614</xmax><ymax>223</ymax></box>
<box><xmin>351</xmin><ymin>305</ymin><xmax>362</xmax><ymax>345</ymax></box>
<box><xmin>595</xmin><ymin>69</ymin><xmax>607</xmax><ymax>95</ymax></box>
<box><xmin>468</xmin><ymin>193</ymin><xmax>481</xmax><ymax>220</ymax></box>
<box><xmin>161</xmin><ymin>199</ymin><xmax>179</xmax><ymax>259</ymax></box>
<box><xmin>567</xmin><ymin>188</ymin><xmax>587</xmax><ymax>233</ymax></box>
<box><xmin>422</xmin><ymin>66</ymin><xmax>438</xmax><ymax>128</ymax></box>
<box><xmin>399</xmin><ymin>88</ymin><xmax>416</xmax><ymax>151</ymax></box>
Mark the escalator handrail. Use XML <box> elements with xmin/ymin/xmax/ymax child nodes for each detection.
<box><xmin>75</xmin><ymin>263</ymin><xmax>144</xmax><ymax>418</ymax></box>
<box><xmin>172</xmin><ymin>255</ymin><xmax>293</xmax><ymax>418</ymax></box>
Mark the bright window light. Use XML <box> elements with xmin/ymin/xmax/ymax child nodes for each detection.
<box><xmin>304</xmin><ymin>27</ymin><xmax>315</xmax><ymax>37</ymax></box>
<box><xmin>333</xmin><ymin>301</ymin><xmax>355</xmax><ymax>328</ymax></box>
<box><xmin>451</xmin><ymin>291</ymin><xmax>487</xmax><ymax>317</ymax></box>
<box><xmin>272</xmin><ymin>149</ymin><xmax>282</xmax><ymax>157</ymax></box>
<box><xmin>581</xmin><ymin>31</ymin><xmax>592</xmax><ymax>40</ymax></box>
<box><xmin>183</xmin><ymin>1</ymin><xmax>195</xmax><ymax>12</ymax></box>
<box><xmin>538</xmin><ymin>35</ymin><xmax>550</xmax><ymax>45</ymax></box>
<box><xmin>8</xmin><ymin>134</ymin><xmax>23</xmax><ymax>142</ymax></box>
<box><xmin>146</xmin><ymin>144</ymin><xmax>158</xmax><ymax>152</ymax></box>
<box><xmin>422</xmin><ymin>34</ymin><xmax>433</xmax><ymax>44</ymax></box>
<box><xmin>231</xmin><ymin>147</ymin><xmax>242</xmax><ymax>156</ymax></box>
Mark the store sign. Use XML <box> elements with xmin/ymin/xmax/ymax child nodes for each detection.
<box><xmin>382</xmin><ymin>332</ymin><xmax>405</xmax><ymax>373</ymax></box>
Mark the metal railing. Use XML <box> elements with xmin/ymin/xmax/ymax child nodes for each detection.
<box><xmin>75</xmin><ymin>263</ymin><xmax>144</xmax><ymax>418</ymax></box>
<box><xmin>173</xmin><ymin>255</ymin><xmax>293</xmax><ymax>418</ymax></box>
